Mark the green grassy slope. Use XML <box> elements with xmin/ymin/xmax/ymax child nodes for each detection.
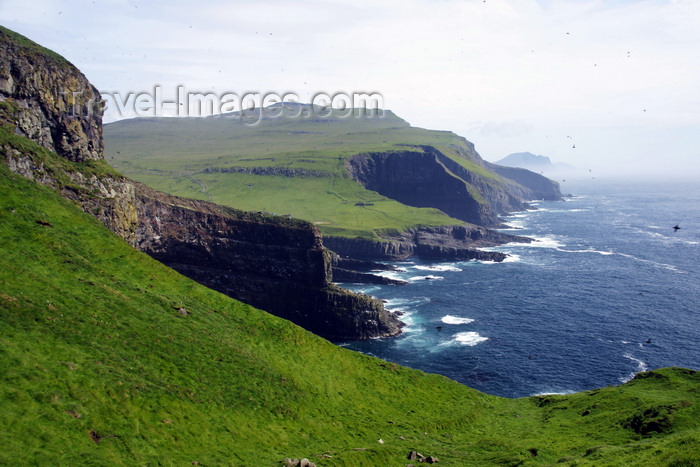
<box><xmin>2</xmin><ymin>134</ymin><xmax>700</xmax><ymax>465</ymax></box>
<box><xmin>105</xmin><ymin>112</ymin><xmax>499</xmax><ymax>239</ymax></box>
<box><xmin>0</xmin><ymin>25</ymin><xmax>70</xmax><ymax>65</ymax></box>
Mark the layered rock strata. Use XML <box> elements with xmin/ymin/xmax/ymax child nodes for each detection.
<box><xmin>0</xmin><ymin>26</ymin><xmax>401</xmax><ymax>340</ymax></box>
<box><xmin>325</xmin><ymin>225</ymin><xmax>531</xmax><ymax>262</ymax></box>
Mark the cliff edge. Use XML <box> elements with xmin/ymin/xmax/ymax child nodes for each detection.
<box><xmin>0</xmin><ymin>26</ymin><xmax>401</xmax><ymax>340</ymax></box>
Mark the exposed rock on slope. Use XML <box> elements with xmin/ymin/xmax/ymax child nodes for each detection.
<box><xmin>0</xmin><ymin>26</ymin><xmax>102</xmax><ymax>162</ymax></box>
<box><xmin>345</xmin><ymin>145</ymin><xmax>562</xmax><ymax>229</ymax></box>
<box><xmin>0</xmin><ymin>26</ymin><xmax>400</xmax><ymax>340</ymax></box>
<box><xmin>134</xmin><ymin>184</ymin><xmax>402</xmax><ymax>339</ymax></box>
<box><xmin>325</xmin><ymin>224</ymin><xmax>529</xmax><ymax>262</ymax></box>
<box><xmin>486</xmin><ymin>164</ymin><xmax>562</xmax><ymax>201</ymax></box>
<box><xmin>346</xmin><ymin>149</ymin><xmax>497</xmax><ymax>226</ymax></box>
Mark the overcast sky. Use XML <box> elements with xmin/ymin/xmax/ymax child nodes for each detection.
<box><xmin>2</xmin><ymin>0</ymin><xmax>699</xmax><ymax>177</ymax></box>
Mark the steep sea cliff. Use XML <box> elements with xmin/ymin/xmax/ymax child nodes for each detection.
<box><xmin>0</xmin><ymin>26</ymin><xmax>401</xmax><ymax>340</ymax></box>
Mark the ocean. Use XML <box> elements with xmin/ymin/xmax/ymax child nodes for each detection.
<box><xmin>338</xmin><ymin>179</ymin><xmax>700</xmax><ymax>398</ymax></box>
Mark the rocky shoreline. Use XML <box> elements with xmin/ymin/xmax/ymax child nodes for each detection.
<box><xmin>325</xmin><ymin>224</ymin><xmax>532</xmax><ymax>285</ymax></box>
<box><xmin>325</xmin><ymin>224</ymin><xmax>531</xmax><ymax>262</ymax></box>
<box><xmin>0</xmin><ymin>27</ymin><xmax>401</xmax><ymax>341</ymax></box>
<box><xmin>0</xmin><ymin>26</ymin><xmax>554</xmax><ymax>341</ymax></box>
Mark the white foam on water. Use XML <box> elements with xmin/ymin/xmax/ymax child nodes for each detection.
<box><xmin>373</xmin><ymin>270</ymin><xmax>407</xmax><ymax>281</ymax></box>
<box><xmin>439</xmin><ymin>331</ymin><xmax>488</xmax><ymax>347</ymax></box>
<box><xmin>502</xmin><ymin>254</ymin><xmax>522</xmax><ymax>263</ymax></box>
<box><xmin>382</xmin><ymin>298</ymin><xmax>408</xmax><ymax>309</ymax></box>
<box><xmin>343</xmin><ymin>285</ymin><xmax>381</xmax><ymax>295</ymax></box>
<box><xmin>441</xmin><ymin>315</ymin><xmax>474</xmax><ymax>325</ymax></box>
<box><xmin>494</xmin><ymin>236</ymin><xmax>564</xmax><ymax>250</ymax></box>
<box><xmin>532</xmin><ymin>389</ymin><xmax>576</xmax><ymax>396</ymax></box>
<box><xmin>409</xmin><ymin>275</ymin><xmax>444</xmax><ymax>281</ymax></box>
<box><xmin>631</xmin><ymin>227</ymin><xmax>667</xmax><ymax>240</ymax></box>
<box><xmin>538</xmin><ymin>208</ymin><xmax>588</xmax><ymax>214</ymax></box>
<box><xmin>500</xmin><ymin>220</ymin><xmax>526</xmax><ymax>230</ymax></box>
<box><xmin>413</xmin><ymin>264</ymin><xmax>463</xmax><ymax>272</ymax></box>
<box><xmin>527</xmin><ymin>236</ymin><xmax>565</xmax><ymax>249</ymax></box>
<box><xmin>556</xmin><ymin>247</ymin><xmax>614</xmax><ymax>256</ymax></box>
<box><xmin>383</xmin><ymin>297</ymin><xmax>428</xmax><ymax>313</ymax></box>
<box><xmin>382</xmin><ymin>296</ymin><xmax>431</xmax><ymax>333</ymax></box>
<box><xmin>399</xmin><ymin>314</ymin><xmax>418</xmax><ymax>331</ymax></box>
<box><xmin>620</xmin><ymin>353</ymin><xmax>649</xmax><ymax>383</ymax></box>
<box><xmin>616</xmin><ymin>252</ymin><xmax>683</xmax><ymax>273</ymax></box>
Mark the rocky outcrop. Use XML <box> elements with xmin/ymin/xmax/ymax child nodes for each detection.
<box><xmin>332</xmin><ymin>268</ymin><xmax>407</xmax><ymax>285</ymax></box>
<box><xmin>0</xmin><ymin>27</ymin><xmax>401</xmax><ymax>341</ymax></box>
<box><xmin>346</xmin><ymin>149</ymin><xmax>498</xmax><ymax>226</ymax></box>
<box><xmin>2</xmin><ymin>144</ymin><xmax>140</xmax><ymax>243</ymax></box>
<box><xmin>430</xmin><ymin>146</ymin><xmax>531</xmax><ymax>214</ymax></box>
<box><xmin>0</xmin><ymin>26</ymin><xmax>103</xmax><ymax>162</ymax></box>
<box><xmin>486</xmin><ymin>164</ymin><xmax>562</xmax><ymax>201</ymax></box>
<box><xmin>330</xmin><ymin>255</ymin><xmax>407</xmax><ymax>284</ymax></box>
<box><xmin>345</xmin><ymin>145</ymin><xmax>562</xmax><ymax>229</ymax></box>
<box><xmin>133</xmin><ymin>183</ymin><xmax>402</xmax><ymax>339</ymax></box>
<box><xmin>325</xmin><ymin>225</ymin><xmax>530</xmax><ymax>262</ymax></box>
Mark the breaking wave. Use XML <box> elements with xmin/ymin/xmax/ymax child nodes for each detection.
<box><xmin>413</xmin><ymin>264</ymin><xmax>463</xmax><ymax>272</ymax></box>
<box><xmin>441</xmin><ymin>315</ymin><xmax>474</xmax><ymax>325</ymax></box>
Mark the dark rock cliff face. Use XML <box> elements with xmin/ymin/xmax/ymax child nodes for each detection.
<box><xmin>324</xmin><ymin>225</ymin><xmax>530</xmax><ymax>262</ymax></box>
<box><xmin>133</xmin><ymin>184</ymin><xmax>402</xmax><ymax>340</ymax></box>
<box><xmin>345</xmin><ymin>145</ymin><xmax>562</xmax><ymax>230</ymax></box>
<box><xmin>485</xmin><ymin>163</ymin><xmax>562</xmax><ymax>201</ymax></box>
<box><xmin>346</xmin><ymin>150</ymin><xmax>497</xmax><ymax>226</ymax></box>
<box><xmin>428</xmin><ymin>147</ymin><xmax>530</xmax><ymax>215</ymax></box>
<box><xmin>445</xmin><ymin>137</ymin><xmax>561</xmax><ymax>203</ymax></box>
<box><xmin>0</xmin><ymin>27</ymin><xmax>401</xmax><ymax>340</ymax></box>
<box><xmin>0</xmin><ymin>27</ymin><xmax>102</xmax><ymax>162</ymax></box>
<box><xmin>337</xmin><ymin>144</ymin><xmax>558</xmax><ymax>263</ymax></box>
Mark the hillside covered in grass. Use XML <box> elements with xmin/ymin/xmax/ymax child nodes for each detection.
<box><xmin>2</xmin><ymin>133</ymin><xmax>700</xmax><ymax>466</ymax></box>
<box><xmin>2</xmin><ymin>25</ymin><xmax>699</xmax><ymax>466</ymax></box>
<box><xmin>104</xmin><ymin>111</ymin><xmax>559</xmax><ymax>241</ymax></box>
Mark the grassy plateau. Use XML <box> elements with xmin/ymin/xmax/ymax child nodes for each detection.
<box><xmin>2</xmin><ymin>127</ymin><xmax>700</xmax><ymax>466</ymax></box>
<box><xmin>104</xmin><ymin>110</ymin><xmax>501</xmax><ymax>239</ymax></box>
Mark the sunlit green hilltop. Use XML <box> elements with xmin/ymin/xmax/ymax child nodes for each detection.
<box><xmin>106</xmin><ymin>107</ymin><xmax>514</xmax><ymax>240</ymax></box>
<box><xmin>2</xmin><ymin>25</ymin><xmax>699</xmax><ymax>466</ymax></box>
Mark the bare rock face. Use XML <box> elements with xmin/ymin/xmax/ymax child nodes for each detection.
<box><xmin>132</xmin><ymin>183</ymin><xmax>402</xmax><ymax>340</ymax></box>
<box><xmin>485</xmin><ymin>163</ymin><xmax>562</xmax><ymax>201</ymax></box>
<box><xmin>344</xmin><ymin>145</ymin><xmax>562</xmax><ymax>229</ymax></box>
<box><xmin>0</xmin><ymin>26</ymin><xmax>401</xmax><ymax>341</ymax></box>
<box><xmin>0</xmin><ymin>26</ymin><xmax>103</xmax><ymax>162</ymax></box>
<box><xmin>346</xmin><ymin>149</ymin><xmax>497</xmax><ymax>226</ymax></box>
<box><xmin>325</xmin><ymin>224</ymin><xmax>530</xmax><ymax>262</ymax></box>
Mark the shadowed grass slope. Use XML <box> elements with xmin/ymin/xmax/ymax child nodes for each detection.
<box><xmin>1</xmin><ymin>133</ymin><xmax>699</xmax><ymax>465</ymax></box>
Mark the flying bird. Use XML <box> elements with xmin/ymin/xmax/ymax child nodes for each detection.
<box><xmin>673</xmin><ymin>225</ymin><xmax>681</xmax><ymax>232</ymax></box>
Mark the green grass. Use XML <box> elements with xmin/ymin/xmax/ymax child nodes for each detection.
<box><xmin>2</xmin><ymin>133</ymin><xmax>700</xmax><ymax>465</ymax></box>
<box><xmin>104</xmin><ymin>112</ymin><xmax>506</xmax><ymax>239</ymax></box>
<box><xmin>0</xmin><ymin>25</ymin><xmax>71</xmax><ymax>65</ymax></box>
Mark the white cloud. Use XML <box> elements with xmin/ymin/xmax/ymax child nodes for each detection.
<box><xmin>1</xmin><ymin>0</ymin><xmax>699</xmax><ymax>177</ymax></box>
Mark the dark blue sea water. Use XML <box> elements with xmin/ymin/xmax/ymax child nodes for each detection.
<box><xmin>339</xmin><ymin>179</ymin><xmax>700</xmax><ymax>398</ymax></box>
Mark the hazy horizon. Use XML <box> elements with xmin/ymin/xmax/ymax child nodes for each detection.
<box><xmin>2</xmin><ymin>0</ymin><xmax>699</xmax><ymax>179</ymax></box>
